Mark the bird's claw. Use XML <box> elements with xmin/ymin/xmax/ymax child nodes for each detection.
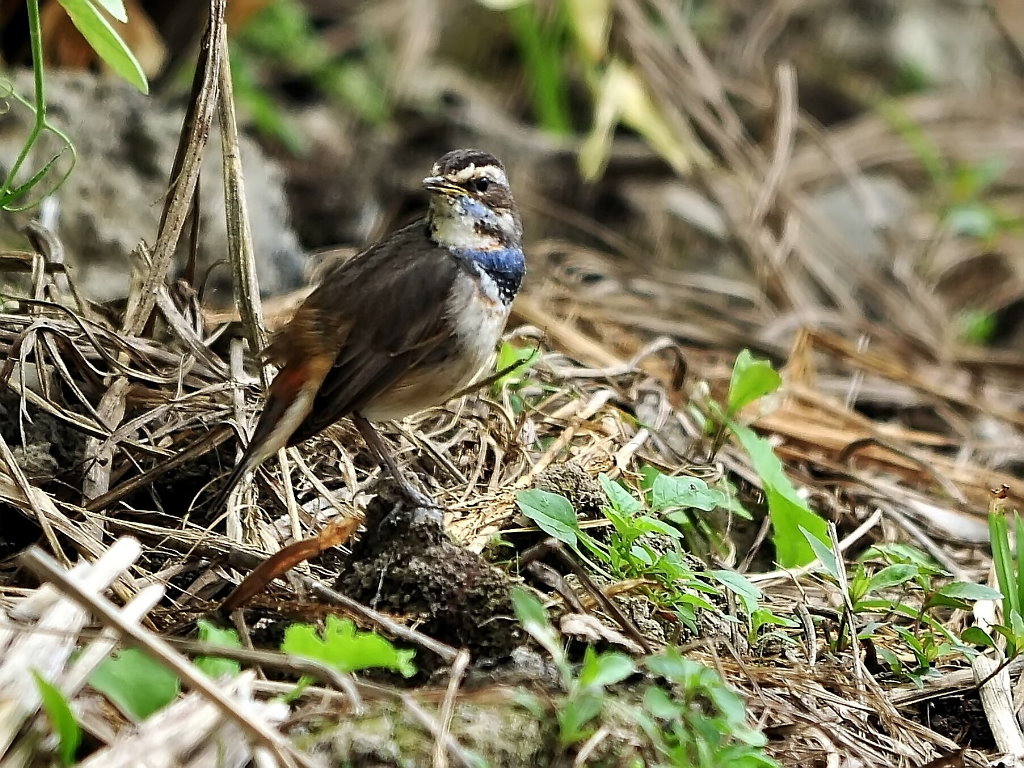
<box><xmin>395</xmin><ymin>481</ymin><xmax>444</xmax><ymax>524</ymax></box>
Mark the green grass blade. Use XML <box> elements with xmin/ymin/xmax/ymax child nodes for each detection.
<box><xmin>56</xmin><ymin>0</ymin><xmax>149</xmax><ymax>93</ymax></box>
<box><xmin>32</xmin><ymin>671</ymin><xmax>81</xmax><ymax>765</ymax></box>
<box><xmin>990</xmin><ymin>510</ymin><xmax>1015</xmax><ymax>616</ymax></box>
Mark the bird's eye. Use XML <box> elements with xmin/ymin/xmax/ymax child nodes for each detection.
<box><xmin>473</xmin><ymin>178</ymin><xmax>490</xmax><ymax>193</ymax></box>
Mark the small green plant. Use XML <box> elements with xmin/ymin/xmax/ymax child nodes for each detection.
<box><xmin>194</xmin><ymin>619</ymin><xmax>243</xmax><ymax>679</ymax></box>
<box><xmin>32</xmin><ymin>671</ymin><xmax>81</xmax><ymax>766</ymax></box>
<box><xmin>747</xmin><ymin>607</ymin><xmax>799</xmax><ymax>650</ymax></box>
<box><xmin>88</xmin><ymin>623</ymin><xmax>241</xmax><ymax>720</ymax></box>
<box><xmin>281</xmin><ymin>615</ymin><xmax>417</xmax><ymax>678</ymax></box>
<box><xmin>88</xmin><ymin>617</ymin><xmax>415</xmax><ymax>719</ymax></box>
<box><xmin>2</xmin><ymin>0</ymin><xmax>147</xmax><ymax>211</ymax></box>
<box><xmin>709</xmin><ymin>349</ymin><xmax>829</xmax><ymax>568</ymax></box>
<box><xmin>514</xmin><ymin>586</ymin><xmax>630</xmax><ymax>746</ymax></box>
<box><xmin>512</xmin><ymin>587</ymin><xmax>780</xmax><ymax>766</ymax></box>
<box><xmin>56</xmin><ymin>0</ymin><xmax>148</xmax><ymax>93</ymax></box>
<box><xmin>492</xmin><ymin>340</ymin><xmax>542</xmax><ymax>413</ymax></box>
<box><xmin>978</xmin><ymin>498</ymin><xmax>1024</xmax><ymax>656</ymax></box>
<box><xmin>637</xmin><ymin>465</ymin><xmax>750</xmax><ymax>554</ymax></box>
<box><xmin>517</xmin><ymin>470</ymin><xmax>762</xmax><ymax>633</ymax></box>
<box><xmin>515</xmin><ymin>486</ymin><xmax>609</xmax><ymax>573</ymax></box>
<box><xmin>562</xmin><ymin>645</ymin><xmax>636</xmax><ymax>746</ymax></box>
<box><xmin>90</xmin><ymin>647</ymin><xmax>180</xmax><ymax>719</ymax></box>
<box><xmin>808</xmin><ymin>536</ymin><xmax>1001</xmax><ymax>683</ymax></box>
<box><xmin>641</xmin><ymin>648</ymin><xmax>779</xmax><ymax>768</ymax></box>
<box><xmin>881</xmin><ymin>101</ymin><xmax>1024</xmax><ymax>247</ymax></box>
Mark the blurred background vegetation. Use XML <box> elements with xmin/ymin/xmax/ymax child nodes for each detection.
<box><xmin>2</xmin><ymin>0</ymin><xmax>1024</xmax><ymax>357</ymax></box>
<box><xmin>3</xmin><ymin>6</ymin><xmax>1024</xmax><ymax>763</ymax></box>
<box><xmin>0</xmin><ymin>1</ymin><xmax>1022</xmax><ymax>474</ymax></box>
<box><xmin>11</xmin><ymin>1</ymin><xmax>1017</xmax><ymax>504</ymax></box>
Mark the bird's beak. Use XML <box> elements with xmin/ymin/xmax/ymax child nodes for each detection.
<box><xmin>422</xmin><ymin>175</ymin><xmax>462</xmax><ymax>196</ymax></box>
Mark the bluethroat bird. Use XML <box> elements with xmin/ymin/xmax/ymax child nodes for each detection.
<box><xmin>209</xmin><ymin>149</ymin><xmax>525</xmax><ymax>511</ymax></box>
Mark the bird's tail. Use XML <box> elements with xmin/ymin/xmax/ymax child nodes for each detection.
<box><xmin>207</xmin><ymin>354</ymin><xmax>331</xmax><ymax>510</ymax></box>
<box><xmin>206</xmin><ymin>451</ymin><xmax>260</xmax><ymax>512</ymax></box>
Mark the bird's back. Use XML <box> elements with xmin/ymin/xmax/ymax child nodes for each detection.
<box><xmin>274</xmin><ymin>220</ymin><xmax>467</xmax><ymax>445</ymax></box>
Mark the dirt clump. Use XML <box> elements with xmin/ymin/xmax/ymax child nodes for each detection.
<box><xmin>335</xmin><ymin>492</ymin><xmax>522</xmax><ymax>666</ymax></box>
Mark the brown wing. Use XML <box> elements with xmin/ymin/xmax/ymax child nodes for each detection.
<box><xmin>282</xmin><ymin>221</ymin><xmax>463</xmax><ymax>445</ymax></box>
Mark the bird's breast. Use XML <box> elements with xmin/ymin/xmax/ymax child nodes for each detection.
<box><xmin>358</xmin><ymin>269</ymin><xmax>510</xmax><ymax>421</ymax></box>
<box><xmin>446</xmin><ymin>267</ymin><xmax>509</xmax><ymax>361</ymax></box>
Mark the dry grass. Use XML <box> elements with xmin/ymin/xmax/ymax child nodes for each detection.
<box><xmin>1</xmin><ymin>0</ymin><xmax>1023</xmax><ymax>765</ymax></box>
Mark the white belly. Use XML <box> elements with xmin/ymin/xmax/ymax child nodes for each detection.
<box><xmin>360</xmin><ymin>270</ymin><xmax>509</xmax><ymax>421</ymax></box>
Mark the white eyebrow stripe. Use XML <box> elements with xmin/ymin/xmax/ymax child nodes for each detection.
<box><xmin>450</xmin><ymin>164</ymin><xmax>508</xmax><ymax>186</ymax></box>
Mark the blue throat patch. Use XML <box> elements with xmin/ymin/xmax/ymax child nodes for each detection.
<box><xmin>455</xmin><ymin>246</ymin><xmax>525</xmax><ymax>305</ymax></box>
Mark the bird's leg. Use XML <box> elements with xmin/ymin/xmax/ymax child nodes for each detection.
<box><xmin>351</xmin><ymin>412</ymin><xmax>439</xmax><ymax>511</ymax></box>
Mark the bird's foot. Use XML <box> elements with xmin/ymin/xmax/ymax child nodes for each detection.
<box><xmin>395</xmin><ymin>480</ymin><xmax>444</xmax><ymax>525</ymax></box>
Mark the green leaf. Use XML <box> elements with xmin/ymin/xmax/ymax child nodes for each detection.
<box><xmin>718</xmin><ymin>480</ymin><xmax>754</xmax><ymax>520</ymax></box>
<box><xmin>876</xmin><ymin>646</ymin><xmax>903</xmax><ymax>673</ymax></box>
<box><xmin>516</xmin><ymin>489</ymin><xmax>581</xmax><ymax>548</ymax></box>
<box><xmin>32</xmin><ymin>671</ymin><xmax>81</xmax><ymax>765</ymax></box>
<box><xmin>1015</xmin><ymin>510</ymin><xmax>1024</xmax><ymax>621</ymax></box>
<box><xmin>642</xmin><ymin>683</ymin><xmax>680</xmax><ymax>719</ymax></box>
<box><xmin>493</xmin><ymin>341</ymin><xmax>539</xmax><ymax>391</ymax></box>
<box><xmin>90</xmin><ymin>0</ymin><xmax>127</xmax><ymax>22</ymax></box>
<box><xmin>598</xmin><ymin>474</ymin><xmax>644</xmax><ymax>516</ymax></box>
<box><xmin>727</xmin><ymin>349</ymin><xmax>782</xmax><ymax>416</ymax></box>
<box><xmin>676</xmin><ymin>591</ymin><xmax>718</xmax><ymax>613</ymax></box>
<box><xmin>866</xmin><ymin>564</ymin><xmax>919</xmax><ymax>594</ymax></box>
<box><xmin>960</xmin><ymin>626</ymin><xmax>995</xmax><ymax>648</ymax></box>
<box><xmin>1011</xmin><ymin>609</ymin><xmax>1024</xmax><ymax>642</ymax></box>
<box><xmin>511</xmin><ymin>586</ymin><xmax>568</xmax><ymax>681</ymax></box>
<box><xmin>990</xmin><ymin>510</ymin><xmax>1016</xmax><ymax>616</ymax></box>
<box><xmin>705</xmin><ymin>675</ymin><xmax>747</xmax><ymax>726</ymax></box>
<box><xmin>56</xmin><ymin>0</ymin><xmax>149</xmax><ymax>93</ymax></box>
<box><xmin>281</xmin><ymin>615</ymin><xmax>416</xmax><ymax>678</ymax></box>
<box><xmin>194</xmin><ymin>620</ymin><xmax>242</xmax><ymax>679</ymax></box>
<box><xmin>859</xmin><ymin>543</ymin><xmax>943</xmax><ymax>572</ymax></box>
<box><xmin>749</xmin><ymin>608</ymin><xmax>798</xmax><ymax>632</ymax></box>
<box><xmin>801</xmin><ymin>526</ymin><xmax>840</xmax><ymax>582</ymax></box>
<box><xmin>935</xmin><ymin>582</ymin><xmax>1002</xmax><ymax>602</ymax></box>
<box><xmin>731</xmin><ymin>421</ymin><xmax>828</xmax><ymax>567</ymax></box>
<box><xmin>558</xmin><ymin>690</ymin><xmax>603</xmax><ymax>746</ymax></box>
<box><xmin>196</xmin><ymin>619</ymin><xmax>242</xmax><ymax>647</ymax></box>
<box><xmin>628</xmin><ymin>515</ymin><xmax>684</xmax><ymax>539</ymax></box>
<box><xmin>90</xmin><ymin>648</ymin><xmax>179</xmax><ymax>719</ymax></box>
<box><xmin>849</xmin><ymin>563</ymin><xmax>870</xmax><ymax>602</ymax></box>
<box><xmin>519</xmin><ymin>489</ymin><xmax>610</xmax><ymax>573</ymax></box>
<box><xmin>644</xmin><ymin>646</ymin><xmax>698</xmax><ymax>684</ymax></box>
<box><xmin>922</xmin><ymin>593</ymin><xmax>973</xmax><ymax>612</ymax></box>
<box><xmin>708</xmin><ymin>569</ymin><xmax>762</xmax><ymax>614</ymax></box>
<box><xmin>578</xmin><ymin>647</ymin><xmax>635</xmax><ymax>690</ymax></box>
<box><xmin>511</xmin><ymin>586</ymin><xmax>551</xmax><ymax>633</ymax></box>
<box><xmin>650</xmin><ymin>473</ymin><xmax>726</xmax><ymax>513</ymax></box>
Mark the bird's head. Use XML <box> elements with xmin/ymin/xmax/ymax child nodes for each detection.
<box><xmin>423</xmin><ymin>149</ymin><xmax>522</xmax><ymax>251</ymax></box>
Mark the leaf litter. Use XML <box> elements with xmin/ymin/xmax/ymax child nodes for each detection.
<box><xmin>0</xmin><ymin>0</ymin><xmax>1022</xmax><ymax>765</ymax></box>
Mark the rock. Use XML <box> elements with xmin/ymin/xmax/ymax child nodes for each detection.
<box><xmin>0</xmin><ymin>69</ymin><xmax>306</xmax><ymax>304</ymax></box>
<box><xmin>803</xmin><ymin>0</ymin><xmax>1011</xmax><ymax>92</ymax></box>
<box><xmin>807</xmin><ymin>173</ymin><xmax>916</xmax><ymax>265</ymax></box>
<box><xmin>335</xmin><ymin>491</ymin><xmax>522</xmax><ymax>667</ymax></box>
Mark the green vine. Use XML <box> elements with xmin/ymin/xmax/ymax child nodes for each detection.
<box><xmin>0</xmin><ymin>0</ymin><xmax>77</xmax><ymax>212</ymax></box>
